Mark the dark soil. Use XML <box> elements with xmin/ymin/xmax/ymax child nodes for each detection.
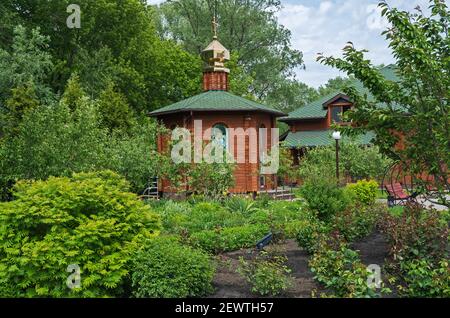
<box><xmin>351</xmin><ymin>231</ymin><xmax>390</xmax><ymax>267</ymax></box>
<box><xmin>209</xmin><ymin>231</ymin><xmax>391</xmax><ymax>298</ymax></box>
<box><xmin>209</xmin><ymin>239</ymin><xmax>319</xmax><ymax>298</ymax></box>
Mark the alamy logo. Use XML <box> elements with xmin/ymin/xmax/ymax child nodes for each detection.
<box><xmin>66</xmin><ymin>264</ymin><xmax>81</xmax><ymax>289</ymax></box>
<box><xmin>170</xmin><ymin>120</ymin><xmax>280</xmax><ymax>174</ymax></box>
<box><xmin>367</xmin><ymin>264</ymin><xmax>382</xmax><ymax>289</ymax></box>
<box><xmin>66</xmin><ymin>4</ymin><xmax>81</xmax><ymax>29</ymax></box>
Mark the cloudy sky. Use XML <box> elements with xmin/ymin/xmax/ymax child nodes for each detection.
<box><xmin>148</xmin><ymin>0</ymin><xmax>437</xmax><ymax>87</ymax></box>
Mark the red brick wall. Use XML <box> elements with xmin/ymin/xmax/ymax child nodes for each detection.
<box><xmin>202</xmin><ymin>71</ymin><xmax>229</xmax><ymax>91</ymax></box>
<box><xmin>156</xmin><ymin>111</ymin><xmax>277</xmax><ymax>194</ymax></box>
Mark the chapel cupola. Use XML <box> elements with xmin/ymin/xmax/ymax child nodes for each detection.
<box><xmin>201</xmin><ymin>16</ymin><xmax>230</xmax><ymax>91</ymax></box>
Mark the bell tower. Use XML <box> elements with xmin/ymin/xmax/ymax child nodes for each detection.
<box><xmin>201</xmin><ymin>16</ymin><xmax>230</xmax><ymax>91</ymax></box>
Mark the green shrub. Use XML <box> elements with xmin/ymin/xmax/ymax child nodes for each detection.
<box><xmin>189</xmin><ymin>224</ymin><xmax>270</xmax><ymax>254</ymax></box>
<box><xmin>379</xmin><ymin>203</ymin><xmax>448</xmax><ymax>263</ymax></box>
<box><xmin>131</xmin><ymin>236</ymin><xmax>215</xmax><ymax>298</ymax></box>
<box><xmin>397</xmin><ymin>259</ymin><xmax>450</xmax><ymax>298</ymax></box>
<box><xmin>224</xmin><ymin>197</ymin><xmax>259</xmax><ymax>215</ymax></box>
<box><xmin>331</xmin><ymin>203</ymin><xmax>385</xmax><ymax>242</ymax></box>
<box><xmin>295</xmin><ymin>216</ymin><xmax>329</xmax><ymax>254</ymax></box>
<box><xmin>154</xmin><ymin>201</ymin><xmax>247</xmax><ymax>235</ymax></box>
<box><xmin>346</xmin><ymin>180</ymin><xmax>379</xmax><ymax>205</ymax></box>
<box><xmin>309</xmin><ymin>240</ymin><xmax>387</xmax><ymax>298</ymax></box>
<box><xmin>187</xmin><ymin>202</ymin><xmax>246</xmax><ymax>232</ymax></box>
<box><xmin>297</xmin><ymin>143</ymin><xmax>392</xmax><ymax>182</ymax></box>
<box><xmin>188</xmin><ymin>161</ymin><xmax>235</xmax><ymax>200</ymax></box>
<box><xmin>284</xmin><ymin>220</ymin><xmax>311</xmax><ymax>239</ymax></box>
<box><xmin>155</xmin><ymin>201</ymin><xmax>191</xmax><ymax>234</ymax></box>
<box><xmin>237</xmin><ymin>251</ymin><xmax>293</xmax><ymax>296</ymax></box>
<box><xmin>254</xmin><ymin>193</ymin><xmax>271</xmax><ymax>208</ymax></box>
<box><xmin>0</xmin><ymin>171</ymin><xmax>160</xmax><ymax>297</ymax></box>
<box><xmin>299</xmin><ymin>177</ymin><xmax>351</xmax><ymax>221</ymax></box>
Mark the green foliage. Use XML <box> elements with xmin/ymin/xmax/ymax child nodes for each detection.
<box><xmin>188</xmin><ymin>161</ymin><xmax>235</xmax><ymax>200</ymax></box>
<box><xmin>380</xmin><ymin>203</ymin><xmax>449</xmax><ymax>297</ymax></box>
<box><xmin>295</xmin><ymin>213</ymin><xmax>329</xmax><ymax>254</ymax></box>
<box><xmin>189</xmin><ymin>224</ymin><xmax>270</xmax><ymax>254</ymax></box>
<box><xmin>331</xmin><ymin>203</ymin><xmax>385</xmax><ymax>242</ymax></box>
<box><xmin>0</xmin><ymin>98</ymin><xmax>168</xmax><ymax>196</ymax></box>
<box><xmin>397</xmin><ymin>259</ymin><xmax>450</xmax><ymax>298</ymax></box>
<box><xmin>61</xmin><ymin>74</ymin><xmax>86</xmax><ymax>112</ymax></box>
<box><xmin>317</xmin><ymin>76</ymin><xmax>354</xmax><ymax>97</ymax></box>
<box><xmin>97</xmin><ymin>82</ymin><xmax>134</xmax><ymax>132</ymax></box>
<box><xmin>131</xmin><ymin>236</ymin><xmax>214</xmax><ymax>298</ymax></box>
<box><xmin>346</xmin><ymin>180</ymin><xmax>379</xmax><ymax>206</ymax></box>
<box><xmin>224</xmin><ymin>197</ymin><xmax>259</xmax><ymax>216</ymax></box>
<box><xmin>152</xmin><ymin>200</ymin><xmax>246</xmax><ymax>235</ymax></box>
<box><xmin>318</xmin><ymin>0</ymin><xmax>450</xmax><ymax>206</ymax></box>
<box><xmin>237</xmin><ymin>251</ymin><xmax>293</xmax><ymax>296</ymax></box>
<box><xmin>156</xmin><ymin>0</ymin><xmax>303</xmax><ymax>103</ymax></box>
<box><xmin>277</xmin><ymin>144</ymin><xmax>299</xmax><ymax>181</ymax></box>
<box><xmin>3</xmin><ymin>2</ymin><xmax>202</xmax><ymax>113</ymax></box>
<box><xmin>0</xmin><ymin>25</ymin><xmax>53</xmax><ymax>105</ymax></box>
<box><xmin>298</xmin><ymin>142</ymin><xmax>391</xmax><ymax>183</ymax></box>
<box><xmin>309</xmin><ymin>239</ymin><xmax>386</xmax><ymax>298</ymax></box>
<box><xmin>0</xmin><ymin>82</ymin><xmax>40</xmax><ymax>137</ymax></box>
<box><xmin>265</xmin><ymin>78</ymin><xmax>319</xmax><ymax>113</ymax></box>
<box><xmin>299</xmin><ymin>177</ymin><xmax>352</xmax><ymax>221</ymax></box>
<box><xmin>379</xmin><ymin>203</ymin><xmax>448</xmax><ymax>263</ymax></box>
<box><xmin>0</xmin><ymin>171</ymin><xmax>160</xmax><ymax>297</ymax></box>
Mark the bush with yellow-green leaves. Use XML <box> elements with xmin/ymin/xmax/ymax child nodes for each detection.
<box><xmin>0</xmin><ymin>171</ymin><xmax>160</xmax><ymax>297</ymax></box>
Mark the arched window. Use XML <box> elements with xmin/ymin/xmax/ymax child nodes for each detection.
<box><xmin>212</xmin><ymin>123</ymin><xmax>228</xmax><ymax>150</ymax></box>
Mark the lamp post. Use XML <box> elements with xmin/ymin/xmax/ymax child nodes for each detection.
<box><xmin>332</xmin><ymin>131</ymin><xmax>341</xmax><ymax>185</ymax></box>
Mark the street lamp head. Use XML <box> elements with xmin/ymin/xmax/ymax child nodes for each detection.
<box><xmin>332</xmin><ymin>131</ymin><xmax>342</xmax><ymax>140</ymax></box>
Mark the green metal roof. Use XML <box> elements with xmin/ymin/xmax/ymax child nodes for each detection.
<box><xmin>148</xmin><ymin>90</ymin><xmax>285</xmax><ymax>117</ymax></box>
<box><xmin>280</xmin><ymin>65</ymin><xmax>401</xmax><ymax>122</ymax></box>
<box><xmin>279</xmin><ymin>91</ymin><xmax>341</xmax><ymax>121</ymax></box>
<box><xmin>283</xmin><ymin>130</ymin><xmax>375</xmax><ymax>148</ymax></box>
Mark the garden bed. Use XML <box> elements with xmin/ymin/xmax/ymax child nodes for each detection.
<box><xmin>210</xmin><ymin>232</ymin><xmax>391</xmax><ymax>298</ymax></box>
<box><xmin>210</xmin><ymin>240</ymin><xmax>319</xmax><ymax>298</ymax></box>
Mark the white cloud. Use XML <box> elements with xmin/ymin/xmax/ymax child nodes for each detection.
<box><xmin>278</xmin><ymin>0</ymin><xmax>432</xmax><ymax>87</ymax></box>
<box><xmin>146</xmin><ymin>0</ymin><xmax>165</xmax><ymax>5</ymax></box>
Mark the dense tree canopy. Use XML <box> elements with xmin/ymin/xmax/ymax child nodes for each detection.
<box><xmin>318</xmin><ymin>0</ymin><xmax>449</xmax><ymax>206</ymax></box>
<box><xmin>155</xmin><ymin>0</ymin><xmax>304</xmax><ymax>103</ymax></box>
<box><xmin>0</xmin><ymin>0</ymin><xmax>202</xmax><ymax>112</ymax></box>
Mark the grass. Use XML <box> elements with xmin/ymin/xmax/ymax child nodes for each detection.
<box><xmin>376</xmin><ymin>189</ymin><xmax>388</xmax><ymax>199</ymax></box>
<box><xmin>389</xmin><ymin>205</ymin><xmax>404</xmax><ymax>217</ymax></box>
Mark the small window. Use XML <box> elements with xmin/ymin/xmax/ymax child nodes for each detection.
<box><xmin>331</xmin><ymin>106</ymin><xmax>351</xmax><ymax>123</ymax></box>
<box><xmin>331</xmin><ymin>106</ymin><xmax>342</xmax><ymax>123</ymax></box>
<box><xmin>212</xmin><ymin>123</ymin><xmax>228</xmax><ymax>150</ymax></box>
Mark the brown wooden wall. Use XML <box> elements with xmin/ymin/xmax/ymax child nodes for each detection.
<box><xmin>156</xmin><ymin>111</ymin><xmax>278</xmax><ymax>194</ymax></box>
<box><xmin>290</xmin><ymin>118</ymin><xmax>328</xmax><ymax>132</ymax></box>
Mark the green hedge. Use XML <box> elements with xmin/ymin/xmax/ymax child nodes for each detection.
<box><xmin>131</xmin><ymin>237</ymin><xmax>215</xmax><ymax>298</ymax></box>
<box><xmin>189</xmin><ymin>224</ymin><xmax>270</xmax><ymax>254</ymax></box>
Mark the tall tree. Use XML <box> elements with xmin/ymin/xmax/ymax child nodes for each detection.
<box><xmin>265</xmin><ymin>79</ymin><xmax>319</xmax><ymax>113</ymax></box>
<box><xmin>0</xmin><ymin>83</ymin><xmax>40</xmax><ymax>137</ymax></box>
<box><xmin>0</xmin><ymin>25</ymin><xmax>53</xmax><ymax>105</ymax></box>
<box><xmin>3</xmin><ymin>0</ymin><xmax>203</xmax><ymax>112</ymax></box>
<box><xmin>317</xmin><ymin>76</ymin><xmax>354</xmax><ymax>97</ymax></box>
<box><xmin>98</xmin><ymin>82</ymin><xmax>134</xmax><ymax>132</ymax></box>
<box><xmin>318</xmin><ymin>0</ymin><xmax>449</xmax><ymax>207</ymax></box>
<box><xmin>155</xmin><ymin>0</ymin><xmax>304</xmax><ymax>100</ymax></box>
